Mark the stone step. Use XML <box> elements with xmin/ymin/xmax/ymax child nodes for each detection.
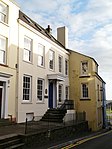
<box><xmin>6</xmin><ymin>143</ymin><xmax>25</xmax><ymax>149</ymax></box>
<box><xmin>47</xmin><ymin>109</ymin><xmax>66</xmax><ymax>113</ymax></box>
<box><xmin>41</xmin><ymin>118</ymin><xmax>63</xmax><ymax>123</ymax></box>
<box><xmin>43</xmin><ymin>113</ymin><xmax>64</xmax><ymax>119</ymax></box>
<box><xmin>0</xmin><ymin>134</ymin><xmax>24</xmax><ymax>149</ymax></box>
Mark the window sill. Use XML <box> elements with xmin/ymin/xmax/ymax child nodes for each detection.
<box><xmin>79</xmin><ymin>75</ymin><xmax>90</xmax><ymax>78</ymax></box>
<box><xmin>0</xmin><ymin>21</ymin><xmax>9</xmax><ymax>27</ymax></box>
<box><xmin>0</xmin><ymin>63</ymin><xmax>8</xmax><ymax>67</ymax></box>
<box><xmin>80</xmin><ymin>98</ymin><xmax>91</xmax><ymax>101</ymax></box>
<box><xmin>21</xmin><ymin>101</ymin><xmax>32</xmax><ymax>104</ymax></box>
<box><xmin>37</xmin><ymin>65</ymin><xmax>45</xmax><ymax>69</ymax></box>
<box><xmin>49</xmin><ymin>68</ymin><xmax>55</xmax><ymax>72</ymax></box>
<box><xmin>36</xmin><ymin>101</ymin><xmax>45</xmax><ymax>104</ymax></box>
<box><xmin>23</xmin><ymin>60</ymin><xmax>33</xmax><ymax>65</ymax></box>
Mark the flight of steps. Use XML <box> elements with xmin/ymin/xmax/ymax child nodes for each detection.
<box><xmin>41</xmin><ymin>108</ymin><xmax>67</xmax><ymax>123</ymax></box>
<box><xmin>41</xmin><ymin>100</ymin><xmax>74</xmax><ymax>123</ymax></box>
<box><xmin>0</xmin><ymin>134</ymin><xmax>24</xmax><ymax>149</ymax></box>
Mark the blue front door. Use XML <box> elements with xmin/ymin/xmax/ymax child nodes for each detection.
<box><xmin>49</xmin><ymin>82</ymin><xmax>53</xmax><ymax>108</ymax></box>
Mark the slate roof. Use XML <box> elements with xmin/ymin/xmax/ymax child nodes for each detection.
<box><xmin>19</xmin><ymin>11</ymin><xmax>67</xmax><ymax>50</ymax></box>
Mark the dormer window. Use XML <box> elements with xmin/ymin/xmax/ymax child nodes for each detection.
<box><xmin>81</xmin><ymin>61</ymin><xmax>88</xmax><ymax>75</ymax></box>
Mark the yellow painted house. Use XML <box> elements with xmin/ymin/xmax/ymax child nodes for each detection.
<box><xmin>69</xmin><ymin>50</ymin><xmax>106</xmax><ymax>131</ymax></box>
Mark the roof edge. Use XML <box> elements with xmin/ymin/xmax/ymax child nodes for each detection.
<box><xmin>68</xmin><ymin>49</ymin><xmax>99</xmax><ymax>66</ymax></box>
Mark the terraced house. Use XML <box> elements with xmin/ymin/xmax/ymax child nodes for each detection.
<box><xmin>69</xmin><ymin>51</ymin><xmax>106</xmax><ymax>131</ymax></box>
<box><xmin>0</xmin><ymin>0</ymin><xmax>19</xmax><ymax>121</ymax></box>
<box><xmin>0</xmin><ymin>0</ymin><xmax>69</xmax><ymax>123</ymax></box>
<box><xmin>0</xmin><ymin>0</ymin><xmax>106</xmax><ymax>131</ymax></box>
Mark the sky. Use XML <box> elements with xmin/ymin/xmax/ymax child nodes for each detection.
<box><xmin>16</xmin><ymin>0</ymin><xmax>112</xmax><ymax>100</ymax></box>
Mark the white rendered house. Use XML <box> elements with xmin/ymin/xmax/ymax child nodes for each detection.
<box><xmin>0</xmin><ymin>0</ymin><xmax>69</xmax><ymax>123</ymax></box>
<box><xmin>0</xmin><ymin>0</ymin><xmax>19</xmax><ymax>121</ymax></box>
<box><xmin>17</xmin><ymin>11</ymin><xmax>69</xmax><ymax>122</ymax></box>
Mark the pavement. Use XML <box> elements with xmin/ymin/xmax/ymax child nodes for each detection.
<box><xmin>0</xmin><ymin>121</ymin><xmax>111</xmax><ymax>149</ymax></box>
<box><xmin>0</xmin><ymin>121</ymin><xmax>65</xmax><ymax>137</ymax></box>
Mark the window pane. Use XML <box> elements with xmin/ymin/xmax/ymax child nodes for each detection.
<box><xmin>38</xmin><ymin>55</ymin><xmax>43</xmax><ymax>66</ymax></box>
<box><xmin>82</xmin><ymin>84</ymin><xmax>88</xmax><ymax>98</ymax></box>
<box><xmin>0</xmin><ymin>37</ymin><xmax>6</xmax><ymax>50</ymax></box>
<box><xmin>0</xmin><ymin>50</ymin><xmax>5</xmax><ymax>63</ymax></box>
<box><xmin>0</xmin><ymin>2</ymin><xmax>7</xmax><ymax>23</ymax></box>
<box><xmin>0</xmin><ymin>3</ymin><xmax>7</xmax><ymax>14</ymax></box>
<box><xmin>49</xmin><ymin>50</ymin><xmax>54</xmax><ymax>70</ymax></box>
<box><xmin>59</xmin><ymin>85</ymin><xmax>62</xmax><ymax>102</ymax></box>
<box><xmin>82</xmin><ymin>61</ymin><xmax>88</xmax><ymax>74</ymax></box>
<box><xmin>24</xmin><ymin>49</ymin><xmax>30</xmax><ymax>61</ymax></box>
<box><xmin>37</xmin><ymin>79</ymin><xmax>44</xmax><ymax>101</ymax></box>
<box><xmin>38</xmin><ymin>44</ymin><xmax>44</xmax><ymax>55</ymax></box>
<box><xmin>0</xmin><ymin>13</ymin><xmax>5</xmax><ymax>22</ymax></box>
<box><xmin>24</xmin><ymin>37</ymin><xmax>32</xmax><ymax>62</ymax></box>
<box><xmin>65</xmin><ymin>86</ymin><xmax>69</xmax><ymax>100</ymax></box>
<box><xmin>59</xmin><ymin>56</ymin><xmax>62</xmax><ymax>72</ymax></box>
<box><xmin>24</xmin><ymin>38</ymin><xmax>31</xmax><ymax>50</ymax></box>
<box><xmin>23</xmin><ymin>76</ymin><xmax>31</xmax><ymax>101</ymax></box>
<box><xmin>38</xmin><ymin>44</ymin><xmax>44</xmax><ymax>66</ymax></box>
<box><xmin>65</xmin><ymin>60</ymin><xmax>68</xmax><ymax>75</ymax></box>
<box><xmin>49</xmin><ymin>50</ymin><xmax>53</xmax><ymax>60</ymax></box>
<box><xmin>0</xmin><ymin>36</ymin><xmax>6</xmax><ymax>64</ymax></box>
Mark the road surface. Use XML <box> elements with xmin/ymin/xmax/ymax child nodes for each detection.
<box><xmin>61</xmin><ymin>129</ymin><xmax>112</xmax><ymax>149</ymax></box>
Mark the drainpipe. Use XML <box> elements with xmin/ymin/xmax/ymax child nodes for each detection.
<box><xmin>102</xmin><ymin>83</ymin><xmax>107</xmax><ymax>128</ymax></box>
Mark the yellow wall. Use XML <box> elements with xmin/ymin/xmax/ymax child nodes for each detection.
<box><xmin>69</xmin><ymin>51</ymin><xmax>103</xmax><ymax>131</ymax></box>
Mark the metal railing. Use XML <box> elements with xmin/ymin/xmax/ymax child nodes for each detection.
<box><xmin>24</xmin><ymin>112</ymin><xmax>86</xmax><ymax>134</ymax></box>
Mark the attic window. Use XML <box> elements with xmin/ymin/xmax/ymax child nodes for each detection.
<box><xmin>23</xmin><ymin>15</ymin><xmax>33</xmax><ymax>25</ymax></box>
<box><xmin>35</xmin><ymin>23</ymin><xmax>42</xmax><ymax>31</ymax></box>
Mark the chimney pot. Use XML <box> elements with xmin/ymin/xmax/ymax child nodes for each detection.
<box><xmin>46</xmin><ymin>25</ymin><xmax>52</xmax><ymax>34</ymax></box>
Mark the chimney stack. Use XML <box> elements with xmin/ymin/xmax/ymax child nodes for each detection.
<box><xmin>57</xmin><ymin>26</ymin><xmax>68</xmax><ymax>48</ymax></box>
<box><xmin>46</xmin><ymin>25</ymin><xmax>52</xmax><ymax>34</ymax></box>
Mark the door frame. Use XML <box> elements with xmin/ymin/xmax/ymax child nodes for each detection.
<box><xmin>48</xmin><ymin>80</ymin><xmax>57</xmax><ymax>108</ymax></box>
<box><xmin>0</xmin><ymin>86</ymin><xmax>4</xmax><ymax>118</ymax></box>
<box><xmin>0</xmin><ymin>76</ymin><xmax>9</xmax><ymax>119</ymax></box>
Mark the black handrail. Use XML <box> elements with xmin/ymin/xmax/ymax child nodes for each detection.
<box><xmin>59</xmin><ymin>100</ymin><xmax>74</xmax><ymax>110</ymax></box>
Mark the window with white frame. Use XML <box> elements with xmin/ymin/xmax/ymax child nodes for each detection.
<box><xmin>0</xmin><ymin>35</ymin><xmax>6</xmax><ymax>64</ymax></box>
<box><xmin>38</xmin><ymin>44</ymin><xmax>45</xmax><ymax>67</ymax></box>
<box><xmin>81</xmin><ymin>83</ymin><xmax>89</xmax><ymax>98</ymax></box>
<box><xmin>65</xmin><ymin>86</ymin><xmax>69</xmax><ymax>100</ymax></box>
<box><xmin>23</xmin><ymin>75</ymin><xmax>32</xmax><ymax>101</ymax></box>
<box><xmin>59</xmin><ymin>55</ymin><xmax>62</xmax><ymax>73</ymax></box>
<box><xmin>0</xmin><ymin>1</ymin><xmax>8</xmax><ymax>23</ymax></box>
<box><xmin>24</xmin><ymin>36</ymin><xmax>32</xmax><ymax>62</ymax></box>
<box><xmin>59</xmin><ymin>84</ymin><xmax>63</xmax><ymax>102</ymax></box>
<box><xmin>81</xmin><ymin>61</ymin><xmax>88</xmax><ymax>75</ymax></box>
<box><xmin>37</xmin><ymin>79</ymin><xmax>44</xmax><ymax>101</ymax></box>
<box><xmin>65</xmin><ymin>59</ymin><xmax>68</xmax><ymax>75</ymax></box>
<box><xmin>49</xmin><ymin>50</ymin><xmax>54</xmax><ymax>70</ymax></box>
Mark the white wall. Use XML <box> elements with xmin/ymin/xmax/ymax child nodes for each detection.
<box><xmin>17</xmin><ymin>20</ymin><xmax>69</xmax><ymax>122</ymax></box>
<box><xmin>0</xmin><ymin>0</ymin><xmax>20</xmax><ymax>120</ymax></box>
